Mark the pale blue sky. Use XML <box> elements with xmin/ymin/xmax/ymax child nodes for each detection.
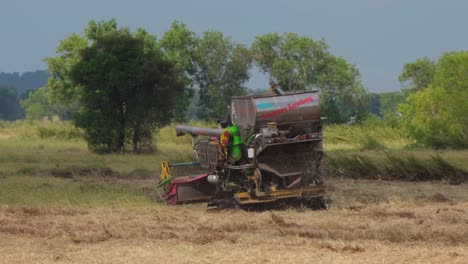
<box><xmin>1</xmin><ymin>0</ymin><xmax>467</xmax><ymax>92</ymax></box>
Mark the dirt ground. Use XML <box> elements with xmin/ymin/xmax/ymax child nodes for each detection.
<box><xmin>1</xmin><ymin>188</ymin><xmax>467</xmax><ymax>264</ymax></box>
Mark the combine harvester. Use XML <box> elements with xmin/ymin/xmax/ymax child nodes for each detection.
<box><xmin>157</xmin><ymin>83</ymin><xmax>326</xmax><ymax>210</ymax></box>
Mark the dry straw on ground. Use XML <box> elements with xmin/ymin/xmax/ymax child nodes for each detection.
<box><xmin>0</xmin><ymin>196</ymin><xmax>467</xmax><ymax>264</ymax></box>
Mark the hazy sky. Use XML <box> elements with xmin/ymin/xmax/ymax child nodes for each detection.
<box><xmin>1</xmin><ymin>0</ymin><xmax>467</xmax><ymax>92</ymax></box>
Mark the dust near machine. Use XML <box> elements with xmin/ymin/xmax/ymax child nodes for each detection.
<box><xmin>157</xmin><ymin>83</ymin><xmax>326</xmax><ymax>210</ymax></box>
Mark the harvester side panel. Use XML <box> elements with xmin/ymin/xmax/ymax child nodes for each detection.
<box><xmin>231</xmin><ymin>91</ymin><xmax>320</xmax><ymax>140</ymax></box>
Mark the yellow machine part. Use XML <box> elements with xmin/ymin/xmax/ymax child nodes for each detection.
<box><xmin>233</xmin><ymin>185</ymin><xmax>326</xmax><ymax>205</ymax></box>
<box><xmin>160</xmin><ymin>161</ymin><xmax>171</xmax><ymax>183</ymax></box>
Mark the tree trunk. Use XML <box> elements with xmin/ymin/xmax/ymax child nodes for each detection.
<box><xmin>116</xmin><ymin>105</ymin><xmax>126</xmax><ymax>152</ymax></box>
<box><xmin>133</xmin><ymin>122</ymin><xmax>140</xmax><ymax>153</ymax></box>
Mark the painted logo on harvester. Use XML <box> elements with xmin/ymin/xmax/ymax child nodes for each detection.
<box><xmin>260</xmin><ymin>96</ymin><xmax>314</xmax><ymax>119</ymax></box>
<box><xmin>256</xmin><ymin>102</ymin><xmax>274</xmax><ymax>109</ymax></box>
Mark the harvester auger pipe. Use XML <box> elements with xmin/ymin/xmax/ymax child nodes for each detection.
<box><xmin>175</xmin><ymin>125</ymin><xmax>223</xmax><ymax>137</ymax></box>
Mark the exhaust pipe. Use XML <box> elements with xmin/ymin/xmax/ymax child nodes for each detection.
<box><xmin>269</xmin><ymin>81</ymin><xmax>285</xmax><ymax>96</ymax></box>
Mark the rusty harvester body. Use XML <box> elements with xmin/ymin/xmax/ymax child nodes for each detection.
<box><xmin>157</xmin><ymin>84</ymin><xmax>326</xmax><ymax>210</ymax></box>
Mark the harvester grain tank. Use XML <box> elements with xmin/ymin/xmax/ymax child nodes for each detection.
<box><xmin>157</xmin><ymin>83</ymin><xmax>326</xmax><ymax>209</ymax></box>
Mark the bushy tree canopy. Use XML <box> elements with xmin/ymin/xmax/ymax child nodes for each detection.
<box><xmin>399</xmin><ymin>51</ymin><xmax>468</xmax><ymax>148</ymax></box>
<box><xmin>194</xmin><ymin>31</ymin><xmax>252</xmax><ymax>120</ymax></box>
<box><xmin>399</xmin><ymin>57</ymin><xmax>437</xmax><ymax>92</ymax></box>
<box><xmin>159</xmin><ymin>21</ymin><xmax>198</xmax><ymax>122</ymax></box>
<box><xmin>159</xmin><ymin>23</ymin><xmax>253</xmax><ymax>121</ymax></box>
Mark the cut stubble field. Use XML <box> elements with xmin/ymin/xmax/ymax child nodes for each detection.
<box><xmin>0</xmin><ymin>121</ymin><xmax>467</xmax><ymax>263</ymax></box>
<box><xmin>0</xmin><ymin>187</ymin><xmax>467</xmax><ymax>264</ymax></box>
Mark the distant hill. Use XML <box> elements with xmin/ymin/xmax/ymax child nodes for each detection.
<box><xmin>0</xmin><ymin>70</ymin><xmax>49</xmax><ymax>96</ymax></box>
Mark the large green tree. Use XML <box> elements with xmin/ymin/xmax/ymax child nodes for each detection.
<box><xmin>159</xmin><ymin>21</ymin><xmax>198</xmax><ymax>122</ymax></box>
<box><xmin>47</xmin><ymin>20</ymin><xmax>184</xmax><ymax>153</ymax></box>
<box><xmin>252</xmin><ymin>33</ymin><xmax>366</xmax><ymax>123</ymax></box>
<box><xmin>398</xmin><ymin>51</ymin><xmax>468</xmax><ymax>148</ymax></box>
<box><xmin>194</xmin><ymin>31</ymin><xmax>252</xmax><ymax>120</ymax></box>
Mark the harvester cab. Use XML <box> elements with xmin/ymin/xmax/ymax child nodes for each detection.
<box><xmin>157</xmin><ymin>84</ymin><xmax>326</xmax><ymax>210</ymax></box>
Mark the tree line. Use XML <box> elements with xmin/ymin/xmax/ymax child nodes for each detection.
<box><xmin>17</xmin><ymin>19</ymin><xmax>368</xmax><ymax>153</ymax></box>
<box><xmin>1</xmin><ymin>19</ymin><xmax>466</xmax><ymax>151</ymax></box>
